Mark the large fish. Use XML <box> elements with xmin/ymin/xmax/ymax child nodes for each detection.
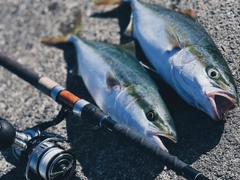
<box><xmin>41</xmin><ymin>12</ymin><xmax>176</xmax><ymax>151</ymax></box>
<box><xmin>95</xmin><ymin>0</ymin><xmax>239</xmax><ymax>120</ymax></box>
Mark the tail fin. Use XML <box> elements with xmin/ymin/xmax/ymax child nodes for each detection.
<box><xmin>94</xmin><ymin>0</ymin><xmax>124</xmax><ymax>5</ymax></box>
<box><xmin>40</xmin><ymin>10</ymin><xmax>82</xmax><ymax>45</ymax></box>
<box><xmin>71</xmin><ymin>9</ymin><xmax>82</xmax><ymax>35</ymax></box>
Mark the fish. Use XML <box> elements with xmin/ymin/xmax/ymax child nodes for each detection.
<box><xmin>95</xmin><ymin>0</ymin><xmax>239</xmax><ymax>120</ymax></box>
<box><xmin>40</xmin><ymin>11</ymin><xmax>177</xmax><ymax>151</ymax></box>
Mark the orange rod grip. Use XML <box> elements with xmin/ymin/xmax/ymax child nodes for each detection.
<box><xmin>58</xmin><ymin>90</ymin><xmax>80</xmax><ymax>107</ymax></box>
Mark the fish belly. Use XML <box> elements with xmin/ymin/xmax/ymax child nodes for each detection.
<box><xmin>131</xmin><ymin>1</ymin><xmax>178</xmax><ymax>86</ymax></box>
<box><xmin>68</xmin><ymin>36</ymin><xmax>116</xmax><ymax>114</ymax></box>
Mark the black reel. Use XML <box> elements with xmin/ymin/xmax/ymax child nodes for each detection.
<box><xmin>0</xmin><ymin>108</ymin><xmax>76</xmax><ymax>180</ymax></box>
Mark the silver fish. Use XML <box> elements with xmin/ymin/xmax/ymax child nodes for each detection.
<box><xmin>95</xmin><ymin>0</ymin><xmax>239</xmax><ymax>120</ymax></box>
<box><xmin>41</xmin><ymin>12</ymin><xmax>177</xmax><ymax>151</ymax></box>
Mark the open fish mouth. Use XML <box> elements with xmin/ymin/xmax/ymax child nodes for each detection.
<box><xmin>148</xmin><ymin>131</ymin><xmax>177</xmax><ymax>152</ymax></box>
<box><xmin>206</xmin><ymin>89</ymin><xmax>238</xmax><ymax>120</ymax></box>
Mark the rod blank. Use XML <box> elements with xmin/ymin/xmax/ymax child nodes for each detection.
<box><xmin>0</xmin><ymin>52</ymin><xmax>210</xmax><ymax>180</ymax></box>
<box><xmin>0</xmin><ymin>53</ymin><xmax>41</xmax><ymax>87</ymax></box>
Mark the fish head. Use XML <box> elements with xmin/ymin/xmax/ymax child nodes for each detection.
<box><xmin>119</xmin><ymin>84</ymin><xmax>177</xmax><ymax>151</ymax></box>
<box><xmin>170</xmin><ymin>45</ymin><xmax>239</xmax><ymax>120</ymax></box>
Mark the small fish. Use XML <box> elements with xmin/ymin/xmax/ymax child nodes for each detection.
<box><xmin>95</xmin><ymin>0</ymin><xmax>239</xmax><ymax>120</ymax></box>
<box><xmin>41</xmin><ymin>11</ymin><xmax>177</xmax><ymax>151</ymax></box>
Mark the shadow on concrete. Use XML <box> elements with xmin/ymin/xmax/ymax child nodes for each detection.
<box><xmin>60</xmin><ymin>38</ymin><xmax>224</xmax><ymax>179</ymax></box>
<box><xmin>0</xmin><ymin>2</ymin><xmax>226</xmax><ymax>180</ymax></box>
<box><xmin>62</xmin><ymin>44</ymin><xmax>165</xmax><ymax>180</ymax></box>
<box><xmin>90</xmin><ymin>3</ymin><xmax>133</xmax><ymax>45</ymax></box>
<box><xmin>89</xmin><ymin>2</ymin><xmax>225</xmax><ymax>163</ymax></box>
<box><xmin>0</xmin><ymin>5</ymin><xmax>224</xmax><ymax>179</ymax></box>
<box><xmin>0</xmin><ymin>39</ymin><xmax>224</xmax><ymax>180</ymax></box>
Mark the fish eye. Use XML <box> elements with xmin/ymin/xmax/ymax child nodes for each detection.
<box><xmin>207</xmin><ymin>67</ymin><xmax>219</xmax><ymax>79</ymax></box>
<box><xmin>146</xmin><ymin>110</ymin><xmax>157</xmax><ymax>121</ymax></box>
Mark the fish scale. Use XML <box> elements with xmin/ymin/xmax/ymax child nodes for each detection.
<box><xmin>41</xmin><ymin>27</ymin><xmax>177</xmax><ymax>151</ymax></box>
<box><xmin>95</xmin><ymin>0</ymin><xmax>239</xmax><ymax>120</ymax></box>
<box><xmin>137</xmin><ymin>1</ymin><xmax>215</xmax><ymax>47</ymax></box>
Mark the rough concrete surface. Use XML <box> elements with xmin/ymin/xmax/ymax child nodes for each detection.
<box><xmin>0</xmin><ymin>0</ymin><xmax>240</xmax><ymax>180</ymax></box>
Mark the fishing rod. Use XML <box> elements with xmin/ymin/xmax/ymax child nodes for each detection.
<box><xmin>0</xmin><ymin>52</ymin><xmax>209</xmax><ymax>180</ymax></box>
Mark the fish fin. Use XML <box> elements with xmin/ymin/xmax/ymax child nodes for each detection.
<box><xmin>139</xmin><ymin>61</ymin><xmax>158</xmax><ymax>75</ymax></box>
<box><xmin>165</xmin><ymin>25</ymin><xmax>182</xmax><ymax>51</ymax></box>
<box><xmin>72</xmin><ymin>9</ymin><xmax>82</xmax><ymax>36</ymax></box>
<box><xmin>40</xmin><ymin>35</ymin><xmax>69</xmax><ymax>45</ymax></box>
<box><xmin>124</xmin><ymin>14</ymin><xmax>133</xmax><ymax>37</ymax></box>
<box><xmin>179</xmin><ymin>8</ymin><xmax>196</xmax><ymax>19</ymax></box>
<box><xmin>40</xmin><ymin>10</ymin><xmax>82</xmax><ymax>45</ymax></box>
<box><xmin>140</xmin><ymin>61</ymin><xmax>165</xmax><ymax>83</ymax></box>
<box><xmin>94</xmin><ymin>0</ymin><xmax>124</xmax><ymax>5</ymax></box>
<box><xmin>117</xmin><ymin>41</ymin><xmax>136</xmax><ymax>55</ymax></box>
<box><xmin>106</xmin><ymin>72</ymin><xmax>121</xmax><ymax>93</ymax></box>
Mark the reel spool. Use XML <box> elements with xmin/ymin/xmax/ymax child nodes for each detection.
<box><xmin>23</xmin><ymin>138</ymin><xmax>76</xmax><ymax>180</ymax></box>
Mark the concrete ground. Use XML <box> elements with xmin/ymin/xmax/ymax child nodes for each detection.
<box><xmin>0</xmin><ymin>0</ymin><xmax>239</xmax><ymax>179</ymax></box>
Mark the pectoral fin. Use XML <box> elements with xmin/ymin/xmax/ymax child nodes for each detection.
<box><xmin>106</xmin><ymin>72</ymin><xmax>121</xmax><ymax>93</ymax></box>
<box><xmin>140</xmin><ymin>61</ymin><xmax>157</xmax><ymax>74</ymax></box>
<box><xmin>165</xmin><ymin>25</ymin><xmax>182</xmax><ymax>51</ymax></box>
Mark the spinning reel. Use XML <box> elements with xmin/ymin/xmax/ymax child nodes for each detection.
<box><xmin>0</xmin><ymin>52</ymin><xmax>210</xmax><ymax>180</ymax></box>
<box><xmin>0</xmin><ymin>108</ymin><xmax>76</xmax><ymax>180</ymax></box>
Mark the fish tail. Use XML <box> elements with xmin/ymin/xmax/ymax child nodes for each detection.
<box><xmin>94</xmin><ymin>0</ymin><xmax>126</xmax><ymax>5</ymax></box>
<box><xmin>40</xmin><ymin>35</ymin><xmax>69</xmax><ymax>45</ymax></box>
<box><xmin>72</xmin><ymin>9</ymin><xmax>82</xmax><ymax>35</ymax></box>
<box><xmin>40</xmin><ymin>10</ymin><xmax>82</xmax><ymax>45</ymax></box>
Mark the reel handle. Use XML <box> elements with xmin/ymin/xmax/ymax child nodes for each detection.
<box><xmin>0</xmin><ymin>119</ymin><xmax>16</xmax><ymax>149</ymax></box>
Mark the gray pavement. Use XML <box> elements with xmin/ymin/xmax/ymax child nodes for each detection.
<box><xmin>0</xmin><ymin>0</ymin><xmax>239</xmax><ymax>179</ymax></box>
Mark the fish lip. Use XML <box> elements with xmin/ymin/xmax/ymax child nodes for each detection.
<box><xmin>148</xmin><ymin>130</ymin><xmax>177</xmax><ymax>143</ymax></box>
<box><xmin>150</xmin><ymin>135</ymin><xmax>168</xmax><ymax>152</ymax></box>
<box><xmin>205</xmin><ymin>88</ymin><xmax>238</xmax><ymax>120</ymax></box>
<box><xmin>148</xmin><ymin>131</ymin><xmax>177</xmax><ymax>152</ymax></box>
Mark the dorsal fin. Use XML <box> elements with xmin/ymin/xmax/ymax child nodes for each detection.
<box><xmin>179</xmin><ymin>8</ymin><xmax>196</xmax><ymax>19</ymax></box>
<box><xmin>124</xmin><ymin>14</ymin><xmax>133</xmax><ymax>37</ymax></box>
<box><xmin>116</xmin><ymin>41</ymin><xmax>136</xmax><ymax>55</ymax></box>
